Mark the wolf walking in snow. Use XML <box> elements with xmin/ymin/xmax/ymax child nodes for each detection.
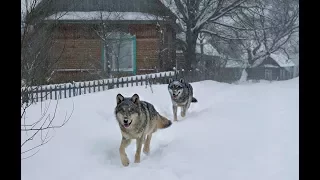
<box><xmin>115</xmin><ymin>93</ymin><xmax>172</xmax><ymax>166</ymax></box>
<box><xmin>168</xmin><ymin>78</ymin><xmax>198</xmax><ymax>121</ymax></box>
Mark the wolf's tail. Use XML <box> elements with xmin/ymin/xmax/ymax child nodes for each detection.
<box><xmin>191</xmin><ymin>97</ymin><xmax>198</xmax><ymax>103</ymax></box>
<box><xmin>157</xmin><ymin>115</ymin><xmax>172</xmax><ymax>129</ymax></box>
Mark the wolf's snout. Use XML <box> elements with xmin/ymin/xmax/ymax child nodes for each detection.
<box><xmin>124</xmin><ymin>119</ymin><xmax>128</xmax><ymax>123</ymax></box>
<box><xmin>173</xmin><ymin>91</ymin><xmax>180</xmax><ymax>97</ymax></box>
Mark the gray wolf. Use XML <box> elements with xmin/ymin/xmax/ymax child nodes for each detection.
<box><xmin>168</xmin><ymin>78</ymin><xmax>198</xmax><ymax>121</ymax></box>
<box><xmin>115</xmin><ymin>93</ymin><xmax>172</xmax><ymax>166</ymax></box>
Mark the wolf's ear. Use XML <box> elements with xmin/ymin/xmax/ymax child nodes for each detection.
<box><xmin>168</xmin><ymin>78</ymin><xmax>173</xmax><ymax>84</ymax></box>
<box><xmin>116</xmin><ymin>94</ymin><xmax>124</xmax><ymax>105</ymax></box>
<box><xmin>179</xmin><ymin>78</ymin><xmax>185</xmax><ymax>83</ymax></box>
<box><xmin>131</xmin><ymin>94</ymin><xmax>140</xmax><ymax>104</ymax></box>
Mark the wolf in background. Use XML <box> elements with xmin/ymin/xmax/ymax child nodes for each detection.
<box><xmin>168</xmin><ymin>78</ymin><xmax>198</xmax><ymax>121</ymax></box>
<box><xmin>115</xmin><ymin>93</ymin><xmax>172</xmax><ymax>166</ymax></box>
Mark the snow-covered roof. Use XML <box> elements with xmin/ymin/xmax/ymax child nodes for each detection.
<box><xmin>46</xmin><ymin>11</ymin><xmax>163</xmax><ymax>21</ymax></box>
<box><xmin>270</xmin><ymin>53</ymin><xmax>295</xmax><ymax>67</ymax></box>
<box><xmin>263</xmin><ymin>64</ymin><xmax>279</xmax><ymax>68</ymax></box>
<box><xmin>225</xmin><ymin>60</ymin><xmax>246</xmax><ymax>68</ymax></box>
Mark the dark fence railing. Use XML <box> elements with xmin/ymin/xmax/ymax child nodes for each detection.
<box><xmin>21</xmin><ymin>68</ymin><xmax>296</xmax><ymax>104</ymax></box>
<box><xmin>21</xmin><ymin>71</ymin><xmax>177</xmax><ymax>104</ymax></box>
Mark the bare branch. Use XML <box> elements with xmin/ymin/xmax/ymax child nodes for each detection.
<box><xmin>201</xmin><ymin>29</ymin><xmax>248</xmax><ymax>40</ymax></box>
<box><xmin>195</xmin><ymin>0</ymin><xmax>248</xmax><ymax>31</ymax></box>
<box><xmin>21</xmin><ymin>0</ymin><xmax>75</xmax><ymax>159</ymax></box>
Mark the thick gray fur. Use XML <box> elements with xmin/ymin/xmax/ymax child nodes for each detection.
<box><xmin>115</xmin><ymin>93</ymin><xmax>172</xmax><ymax>166</ymax></box>
<box><xmin>168</xmin><ymin>78</ymin><xmax>198</xmax><ymax>121</ymax></box>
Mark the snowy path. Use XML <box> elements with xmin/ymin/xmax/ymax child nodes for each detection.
<box><xmin>21</xmin><ymin>79</ymin><xmax>299</xmax><ymax>180</ymax></box>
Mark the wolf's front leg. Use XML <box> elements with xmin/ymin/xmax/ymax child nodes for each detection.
<box><xmin>119</xmin><ymin>137</ymin><xmax>131</xmax><ymax>166</ymax></box>
<box><xmin>181</xmin><ymin>105</ymin><xmax>186</xmax><ymax>117</ymax></box>
<box><xmin>134</xmin><ymin>136</ymin><xmax>144</xmax><ymax>163</ymax></box>
<box><xmin>173</xmin><ymin>105</ymin><xmax>178</xmax><ymax>121</ymax></box>
<box><xmin>182</xmin><ymin>100</ymin><xmax>191</xmax><ymax>117</ymax></box>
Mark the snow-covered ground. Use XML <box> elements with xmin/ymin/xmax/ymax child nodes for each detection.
<box><xmin>21</xmin><ymin>78</ymin><xmax>299</xmax><ymax>180</ymax></box>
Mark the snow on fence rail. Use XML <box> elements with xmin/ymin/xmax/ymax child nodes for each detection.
<box><xmin>21</xmin><ymin>71</ymin><xmax>177</xmax><ymax>104</ymax></box>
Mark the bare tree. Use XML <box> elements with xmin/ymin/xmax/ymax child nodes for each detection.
<box><xmin>91</xmin><ymin>10</ymin><xmax>139</xmax><ymax>78</ymax></box>
<box><xmin>196</xmin><ymin>0</ymin><xmax>298</xmax><ymax>81</ymax></box>
<box><xmin>222</xmin><ymin>0</ymin><xmax>299</xmax><ymax>68</ymax></box>
<box><xmin>21</xmin><ymin>0</ymin><xmax>73</xmax><ymax>159</ymax></box>
<box><xmin>21</xmin><ymin>0</ymin><xmax>72</xmax><ymax>86</ymax></box>
<box><xmin>160</xmin><ymin>0</ymin><xmax>248</xmax><ymax>70</ymax></box>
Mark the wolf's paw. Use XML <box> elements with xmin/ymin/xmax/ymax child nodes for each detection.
<box><xmin>143</xmin><ymin>147</ymin><xmax>150</xmax><ymax>155</ymax></box>
<box><xmin>121</xmin><ymin>156</ymin><xmax>130</xmax><ymax>167</ymax></box>
<box><xmin>134</xmin><ymin>154</ymin><xmax>141</xmax><ymax>163</ymax></box>
<box><xmin>181</xmin><ymin>111</ymin><xmax>186</xmax><ymax>117</ymax></box>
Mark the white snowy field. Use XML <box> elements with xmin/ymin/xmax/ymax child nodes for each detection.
<box><xmin>21</xmin><ymin>78</ymin><xmax>299</xmax><ymax>180</ymax></box>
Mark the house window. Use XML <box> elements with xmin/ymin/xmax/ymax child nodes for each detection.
<box><xmin>102</xmin><ymin>33</ymin><xmax>136</xmax><ymax>74</ymax></box>
<box><xmin>265</xmin><ymin>69</ymin><xmax>272</xmax><ymax>81</ymax></box>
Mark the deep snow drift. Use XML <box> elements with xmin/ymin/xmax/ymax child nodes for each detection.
<box><xmin>21</xmin><ymin>78</ymin><xmax>299</xmax><ymax>180</ymax></box>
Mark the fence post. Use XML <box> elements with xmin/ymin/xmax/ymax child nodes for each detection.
<box><xmin>141</xmin><ymin>76</ymin><xmax>143</xmax><ymax>86</ymax></box>
<box><xmin>98</xmin><ymin>80</ymin><xmax>101</xmax><ymax>92</ymax></box>
<box><xmin>121</xmin><ymin>78</ymin><xmax>124</xmax><ymax>88</ymax></box>
<box><xmin>39</xmin><ymin>86</ymin><xmax>43</xmax><ymax>102</ymax></box>
<box><xmin>69</xmin><ymin>83</ymin><xmax>71</xmax><ymax>97</ymax></box>
<box><xmin>126</xmin><ymin>77</ymin><xmax>129</xmax><ymax>87</ymax></box>
<box><xmin>73</xmin><ymin>83</ymin><xmax>76</xmax><ymax>96</ymax></box>
<box><xmin>54</xmin><ymin>86</ymin><xmax>57</xmax><ymax>100</ymax></box>
<box><xmin>79</xmin><ymin>82</ymin><xmax>82</xmax><ymax>95</ymax></box>
<box><xmin>29</xmin><ymin>87</ymin><xmax>34</xmax><ymax>103</ymax></box>
<box><xmin>49</xmin><ymin>86</ymin><xmax>52</xmax><ymax>100</ymax></box>
<box><xmin>35</xmin><ymin>87</ymin><xmax>39</xmax><ymax>102</ymax></box>
<box><xmin>64</xmin><ymin>84</ymin><xmax>67</xmax><ymax>98</ymax></box>
<box><xmin>102</xmin><ymin>80</ymin><xmax>106</xmax><ymax>91</ymax></box>
<box><xmin>145</xmin><ymin>75</ymin><xmax>148</xmax><ymax>88</ymax></box>
<box><xmin>59</xmin><ymin>85</ymin><xmax>62</xmax><ymax>100</ymax></box>
<box><xmin>45</xmin><ymin>86</ymin><xmax>48</xmax><ymax>100</ymax></box>
<box><xmin>136</xmin><ymin>76</ymin><xmax>138</xmax><ymax>86</ymax></box>
<box><xmin>110</xmin><ymin>78</ymin><xmax>114</xmax><ymax>89</ymax></box>
<box><xmin>158</xmin><ymin>73</ymin><xmax>162</xmax><ymax>84</ymax></box>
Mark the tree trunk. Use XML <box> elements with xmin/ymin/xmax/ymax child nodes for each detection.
<box><xmin>104</xmin><ymin>42</ymin><xmax>110</xmax><ymax>78</ymax></box>
<box><xmin>185</xmin><ymin>28</ymin><xmax>198</xmax><ymax>70</ymax></box>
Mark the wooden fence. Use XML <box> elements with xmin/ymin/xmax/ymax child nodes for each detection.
<box><xmin>21</xmin><ymin>71</ymin><xmax>177</xmax><ymax>104</ymax></box>
<box><xmin>21</xmin><ymin>68</ymin><xmax>295</xmax><ymax>104</ymax></box>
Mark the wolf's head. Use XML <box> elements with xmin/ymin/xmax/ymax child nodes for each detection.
<box><xmin>168</xmin><ymin>78</ymin><xmax>185</xmax><ymax>100</ymax></box>
<box><xmin>115</xmin><ymin>93</ymin><xmax>141</xmax><ymax>129</ymax></box>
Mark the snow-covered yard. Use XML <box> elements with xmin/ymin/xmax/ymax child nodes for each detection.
<box><xmin>21</xmin><ymin>78</ymin><xmax>299</xmax><ymax>180</ymax></box>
